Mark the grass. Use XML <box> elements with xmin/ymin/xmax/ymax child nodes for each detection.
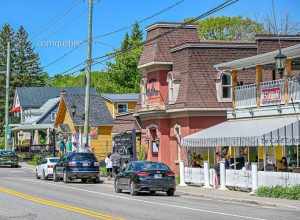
<box><xmin>257</xmin><ymin>185</ymin><xmax>300</xmax><ymax>200</ymax></box>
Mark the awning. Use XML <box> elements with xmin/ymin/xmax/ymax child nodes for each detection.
<box><xmin>12</xmin><ymin>124</ymin><xmax>54</xmax><ymax>131</ymax></box>
<box><xmin>181</xmin><ymin>116</ymin><xmax>300</xmax><ymax>147</ymax></box>
<box><xmin>10</xmin><ymin>106</ymin><xmax>21</xmax><ymax>113</ymax></box>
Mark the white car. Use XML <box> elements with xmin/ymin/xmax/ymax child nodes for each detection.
<box><xmin>36</xmin><ymin>157</ymin><xmax>59</xmax><ymax>180</ymax></box>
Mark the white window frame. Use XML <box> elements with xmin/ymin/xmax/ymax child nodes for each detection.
<box><xmin>140</xmin><ymin>78</ymin><xmax>147</xmax><ymax>107</ymax></box>
<box><xmin>117</xmin><ymin>103</ymin><xmax>128</xmax><ymax>113</ymax></box>
<box><xmin>167</xmin><ymin>72</ymin><xmax>180</xmax><ymax>104</ymax></box>
<box><xmin>50</xmin><ymin>112</ymin><xmax>57</xmax><ymax>122</ymax></box>
<box><xmin>216</xmin><ymin>72</ymin><xmax>232</xmax><ymax>102</ymax></box>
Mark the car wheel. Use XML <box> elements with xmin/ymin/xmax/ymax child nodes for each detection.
<box><xmin>166</xmin><ymin>189</ymin><xmax>175</xmax><ymax>196</ymax></box>
<box><xmin>114</xmin><ymin>179</ymin><xmax>122</xmax><ymax>193</ymax></box>
<box><xmin>93</xmin><ymin>177</ymin><xmax>100</xmax><ymax>184</ymax></box>
<box><xmin>130</xmin><ymin>181</ymin><xmax>137</xmax><ymax>196</ymax></box>
<box><xmin>53</xmin><ymin>169</ymin><xmax>58</xmax><ymax>182</ymax></box>
<box><xmin>150</xmin><ymin>191</ymin><xmax>156</xmax><ymax>195</ymax></box>
<box><xmin>63</xmin><ymin>170</ymin><xmax>69</xmax><ymax>183</ymax></box>
<box><xmin>81</xmin><ymin>179</ymin><xmax>87</xmax><ymax>183</ymax></box>
<box><xmin>35</xmin><ymin>170</ymin><xmax>40</xmax><ymax>179</ymax></box>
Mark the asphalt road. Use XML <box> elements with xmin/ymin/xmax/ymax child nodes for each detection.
<box><xmin>0</xmin><ymin>166</ymin><xmax>299</xmax><ymax>220</ymax></box>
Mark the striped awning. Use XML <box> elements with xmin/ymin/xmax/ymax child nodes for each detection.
<box><xmin>181</xmin><ymin>116</ymin><xmax>300</xmax><ymax>147</ymax></box>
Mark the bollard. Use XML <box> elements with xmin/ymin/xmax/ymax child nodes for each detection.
<box><xmin>178</xmin><ymin>160</ymin><xmax>187</xmax><ymax>186</ymax></box>
<box><xmin>219</xmin><ymin>161</ymin><xmax>227</xmax><ymax>190</ymax></box>
<box><xmin>203</xmin><ymin>161</ymin><xmax>212</xmax><ymax>188</ymax></box>
<box><xmin>250</xmin><ymin>162</ymin><xmax>258</xmax><ymax>195</ymax></box>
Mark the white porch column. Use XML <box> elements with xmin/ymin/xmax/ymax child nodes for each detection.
<box><xmin>203</xmin><ymin>160</ymin><xmax>211</xmax><ymax>188</ymax></box>
<box><xmin>178</xmin><ymin>160</ymin><xmax>187</xmax><ymax>186</ymax></box>
<box><xmin>250</xmin><ymin>162</ymin><xmax>258</xmax><ymax>195</ymax></box>
<box><xmin>219</xmin><ymin>160</ymin><xmax>227</xmax><ymax>190</ymax></box>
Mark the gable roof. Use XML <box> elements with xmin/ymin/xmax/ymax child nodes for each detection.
<box><xmin>101</xmin><ymin>94</ymin><xmax>139</xmax><ymax>102</ymax></box>
<box><xmin>16</xmin><ymin>87</ymin><xmax>97</xmax><ymax>108</ymax></box>
<box><xmin>63</xmin><ymin>94</ymin><xmax>114</xmax><ymax>127</ymax></box>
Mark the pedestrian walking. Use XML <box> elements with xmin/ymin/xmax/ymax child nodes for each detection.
<box><xmin>111</xmin><ymin>150</ymin><xmax>121</xmax><ymax>177</ymax></box>
<box><xmin>105</xmin><ymin>153</ymin><xmax>113</xmax><ymax>180</ymax></box>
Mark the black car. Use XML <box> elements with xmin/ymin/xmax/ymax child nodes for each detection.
<box><xmin>0</xmin><ymin>151</ymin><xmax>19</xmax><ymax>167</ymax></box>
<box><xmin>53</xmin><ymin>152</ymin><xmax>100</xmax><ymax>183</ymax></box>
<box><xmin>114</xmin><ymin>161</ymin><xmax>176</xmax><ymax>196</ymax></box>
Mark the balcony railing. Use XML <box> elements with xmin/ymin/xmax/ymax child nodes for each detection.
<box><xmin>235</xmin><ymin>79</ymin><xmax>299</xmax><ymax>109</ymax></box>
<box><xmin>235</xmin><ymin>83</ymin><xmax>257</xmax><ymax>109</ymax></box>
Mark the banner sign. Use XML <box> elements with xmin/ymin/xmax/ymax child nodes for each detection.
<box><xmin>261</xmin><ymin>87</ymin><xmax>281</xmax><ymax>103</ymax></box>
<box><xmin>113</xmin><ymin>132</ymin><xmax>135</xmax><ymax>161</ymax></box>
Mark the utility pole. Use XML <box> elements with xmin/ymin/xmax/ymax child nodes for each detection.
<box><xmin>5</xmin><ymin>41</ymin><xmax>11</xmax><ymax>151</ymax></box>
<box><xmin>83</xmin><ymin>0</ymin><xmax>93</xmax><ymax>147</ymax></box>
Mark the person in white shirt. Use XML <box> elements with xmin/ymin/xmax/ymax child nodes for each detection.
<box><xmin>105</xmin><ymin>153</ymin><xmax>113</xmax><ymax>180</ymax></box>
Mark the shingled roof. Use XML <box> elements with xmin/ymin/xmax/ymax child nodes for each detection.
<box><xmin>63</xmin><ymin>94</ymin><xmax>114</xmax><ymax>127</ymax></box>
<box><xmin>16</xmin><ymin>87</ymin><xmax>97</xmax><ymax>108</ymax></box>
<box><xmin>112</xmin><ymin>111</ymin><xmax>141</xmax><ymax>134</ymax></box>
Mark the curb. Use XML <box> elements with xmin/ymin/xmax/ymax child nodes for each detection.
<box><xmin>175</xmin><ymin>190</ymin><xmax>300</xmax><ymax>211</ymax></box>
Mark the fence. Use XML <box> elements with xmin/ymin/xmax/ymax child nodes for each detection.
<box><xmin>184</xmin><ymin>167</ymin><xmax>300</xmax><ymax>189</ymax></box>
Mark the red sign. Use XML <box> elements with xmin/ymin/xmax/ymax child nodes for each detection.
<box><xmin>261</xmin><ymin>87</ymin><xmax>281</xmax><ymax>102</ymax></box>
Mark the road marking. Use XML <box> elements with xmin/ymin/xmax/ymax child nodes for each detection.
<box><xmin>22</xmin><ymin>178</ymin><xmax>267</xmax><ymax>220</ymax></box>
<box><xmin>0</xmin><ymin>187</ymin><xmax>124</xmax><ymax>220</ymax></box>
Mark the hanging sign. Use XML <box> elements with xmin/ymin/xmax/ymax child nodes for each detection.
<box><xmin>261</xmin><ymin>87</ymin><xmax>281</xmax><ymax>103</ymax></box>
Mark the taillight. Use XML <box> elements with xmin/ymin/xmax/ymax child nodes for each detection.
<box><xmin>68</xmin><ymin>162</ymin><xmax>77</xmax><ymax>167</ymax></box>
<box><xmin>94</xmin><ymin>162</ymin><xmax>100</xmax><ymax>167</ymax></box>
<box><xmin>136</xmin><ymin>172</ymin><xmax>150</xmax><ymax>176</ymax></box>
<box><xmin>167</xmin><ymin>172</ymin><xmax>175</xmax><ymax>177</ymax></box>
<box><xmin>47</xmin><ymin>165</ymin><xmax>54</xmax><ymax>168</ymax></box>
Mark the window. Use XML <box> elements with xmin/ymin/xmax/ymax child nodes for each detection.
<box><xmin>117</xmin><ymin>104</ymin><xmax>128</xmax><ymax>113</ymax></box>
<box><xmin>221</xmin><ymin>73</ymin><xmax>232</xmax><ymax>99</ymax></box>
<box><xmin>51</xmin><ymin>112</ymin><xmax>57</xmax><ymax>122</ymax></box>
<box><xmin>140</xmin><ymin>78</ymin><xmax>147</xmax><ymax>107</ymax></box>
<box><xmin>167</xmin><ymin>72</ymin><xmax>180</xmax><ymax>104</ymax></box>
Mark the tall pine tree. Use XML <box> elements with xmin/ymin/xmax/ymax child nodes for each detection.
<box><xmin>0</xmin><ymin>24</ymin><xmax>46</xmax><ymax>136</ymax></box>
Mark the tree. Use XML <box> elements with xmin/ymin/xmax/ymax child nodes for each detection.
<box><xmin>185</xmin><ymin>16</ymin><xmax>266</xmax><ymax>40</ymax></box>
<box><xmin>261</xmin><ymin>11</ymin><xmax>300</xmax><ymax>35</ymax></box>
<box><xmin>0</xmin><ymin>24</ymin><xmax>45</xmax><ymax>136</ymax></box>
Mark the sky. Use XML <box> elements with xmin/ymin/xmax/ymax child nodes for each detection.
<box><xmin>1</xmin><ymin>0</ymin><xmax>300</xmax><ymax>76</ymax></box>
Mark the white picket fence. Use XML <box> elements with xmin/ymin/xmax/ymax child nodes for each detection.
<box><xmin>184</xmin><ymin>167</ymin><xmax>300</xmax><ymax>189</ymax></box>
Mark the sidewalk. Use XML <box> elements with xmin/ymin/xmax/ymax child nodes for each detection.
<box><xmin>19</xmin><ymin>163</ymin><xmax>300</xmax><ymax>211</ymax></box>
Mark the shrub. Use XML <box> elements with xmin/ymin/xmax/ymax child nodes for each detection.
<box><xmin>27</xmin><ymin>154</ymin><xmax>42</xmax><ymax>166</ymax></box>
<box><xmin>138</xmin><ymin>145</ymin><xmax>147</xmax><ymax>161</ymax></box>
<box><xmin>257</xmin><ymin>185</ymin><xmax>300</xmax><ymax>200</ymax></box>
<box><xmin>0</xmin><ymin>138</ymin><xmax>5</xmax><ymax>150</ymax></box>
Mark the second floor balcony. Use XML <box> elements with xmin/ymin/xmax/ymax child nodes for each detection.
<box><xmin>235</xmin><ymin>78</ymin><xmax>300</xmax><ymax>109</ymax></box>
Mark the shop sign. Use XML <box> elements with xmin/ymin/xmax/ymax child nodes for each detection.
<box><xmin>113</xmin><ymin>132</ymin><xmax>135</xmax><ymax>161</ymax></box>
<box><xmin>261</xmin><ymin>87</ymin><xmax>281</xmax><ymax>103</ymax></box>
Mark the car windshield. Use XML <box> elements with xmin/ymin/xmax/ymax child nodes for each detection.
<box><xmin>137</xmin><ymin>162</ymin><xmax>170</xmax><ymax>171</ymax></box>
<box><xmin>0</xmin><ymin>151</ymin><xmax>16</xmax><ymax>156</ymax></box>
<box><xmin>69</xmin><ymin>153</ymin><xmax>97</xmax><ymax>161</ymax></box>
<box><xmin>49</xmin><ymin>158</ymin><xmax>59</xmax><ymax>163</ymax></box>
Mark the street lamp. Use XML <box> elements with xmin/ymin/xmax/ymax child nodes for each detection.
<box><xmin>70</xmin><ymin>103</ymin><xmax>76</xmax><ymax>117</ymax></box>
<box><xmin>274</xmin><ymin>50</ymin><xmax>287</xmax><ymax>79</ymax></box>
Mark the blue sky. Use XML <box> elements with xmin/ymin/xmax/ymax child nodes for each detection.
<box><xmin>1</xmin><ymin>0</ymin><xmax>299</xmax><ymax>76</ymax></box>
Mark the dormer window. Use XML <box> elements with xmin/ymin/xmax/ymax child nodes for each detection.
<box><xmin>216</xmin><ymin>72</ymin><xmax>232</xmax><ymax>102</ymax></box>
<box><xmin>221</xmin><ymin>73</ymin><xmax>232</xmax><ymax>98</ymax></box>
<box><xmin>168</xmin><ymin>72</ymin><xmax>180</xmax><ymax>104</ymax></box>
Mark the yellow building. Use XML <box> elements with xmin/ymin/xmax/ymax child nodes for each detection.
<box><xmin>102</xmin><ymin>94</ymin><xmax>139</xmax><ymax>118</ymax></box>
<box><xmin>54</xmin><ymin>94</ymin><xmax>115</xmax><ymax>159</ymax></box>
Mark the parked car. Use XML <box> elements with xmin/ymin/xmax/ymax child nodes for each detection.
<box><xmin>53</xmin><ymin>152</ymin><xmax>100</xmax><ymax>183</ymax></box>
<box><xmin>0</xmin><ymin>150</ymin><xmax>19</xmax><ymax>168</ymax></box>
<box><xmin>114</xmin><ymin>161</ymin><xmax>176</xmax><ymax>196</ymax></box>
<box><xmin>35</xmin><ymin>157</ymin><xmax>59</xmax><ymax>180</ymax></box>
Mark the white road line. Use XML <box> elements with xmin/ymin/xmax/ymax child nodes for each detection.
<box><xmin>21</xmin><ymin>178</ymin><xmax>267</xmax><ymax>220</ymax></box>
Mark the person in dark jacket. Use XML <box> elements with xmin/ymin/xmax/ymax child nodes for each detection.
<box><xmin>111</xmin><ymin>150</ymin><xmax>121</xmax><ymax>176</ymax></box>
<box><xmin>264</xmin><ymin>159</ymin><xmax>276</xmax><ymax>171</ymax></box>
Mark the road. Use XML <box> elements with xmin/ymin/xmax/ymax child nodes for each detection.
<box><xmin>0</xmin><ymin>167</ymin><xmax>299</xmax><ymax>220</ymax></box>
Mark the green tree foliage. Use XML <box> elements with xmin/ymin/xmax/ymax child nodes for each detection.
<box><xmin>0</xmin><ymin>24</ymin><xmax>46</xmax><ymax>136</ymax></box>
<box><xmin>185</xmin><ymin>16</ymin><xmax>266</xmax><ymax>40</ymax></box>
<box><xmin>49</xmin><ymin>22</ymin><xmax>143</xmax><ymax>94</ymax></box>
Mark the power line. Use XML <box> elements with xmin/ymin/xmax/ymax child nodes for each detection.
<box><xmin>30</xmin><ymin>0</ymin><xmax>81</xmax><ymax>39</ymax></box>
<box><xmin>39</xmin><ymin>7</ymin><xmax>88</xmax><ymax>41</ymax></box>
<box><xmin>48</xmin><ymin>0</ymin><xmax>239</xmax><ymax>81</ymax></box>
<box><xmin>41</xmin><ymin>0</ymin><xmax>186</xmax><ymax>69</ymax></box>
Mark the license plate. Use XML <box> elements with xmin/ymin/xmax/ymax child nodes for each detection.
<box><xmin>154</xmin><ymin>174</ymin><xmax>162</xmax><ymax>178</ymax></box>
<box><xmin>82</xmin><ymin>162</ymin><xmax>89</xmax><ymax>167</ymax></box>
